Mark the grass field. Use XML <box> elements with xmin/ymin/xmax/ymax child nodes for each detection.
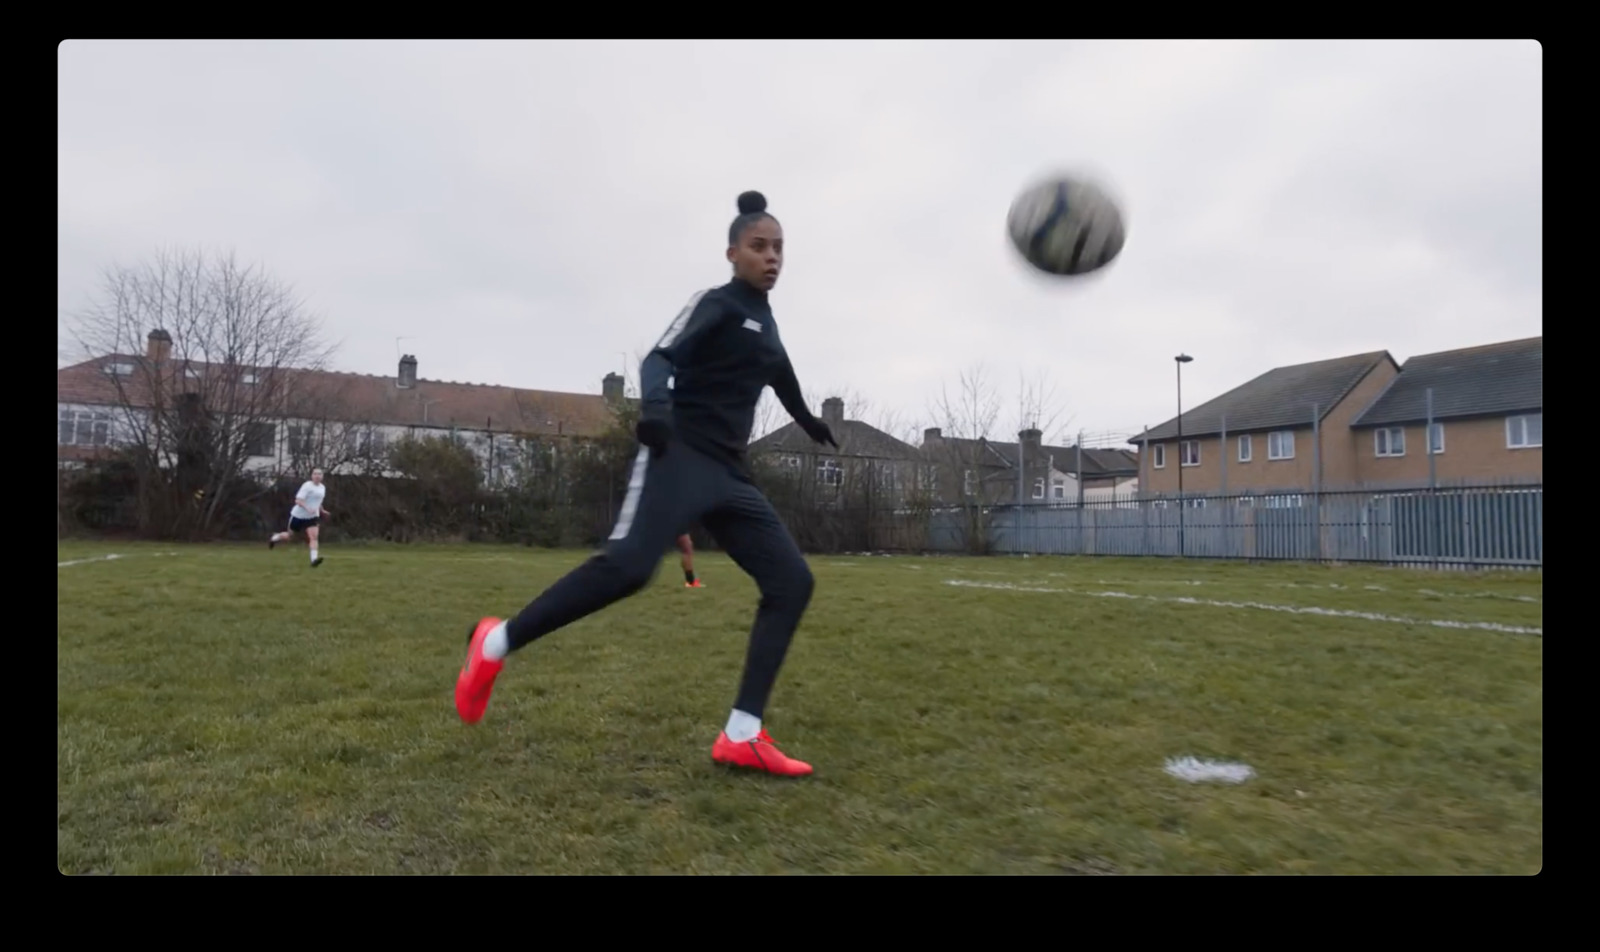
<box><xmin>56</xmin><ymin>539</ymin><xmax>1543</xmax><ymax>874</ymax></box>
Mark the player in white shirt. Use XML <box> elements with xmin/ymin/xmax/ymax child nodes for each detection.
<box><xmin>268</xmin><ymin>468</ymin><xmax>330</xmax><ymax>567</ymax></box>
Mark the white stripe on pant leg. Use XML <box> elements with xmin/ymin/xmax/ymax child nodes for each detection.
<box><xmin>608</xmin><ymin>446</ymin><xmax>652</xmax><ymax>541</ymax></box>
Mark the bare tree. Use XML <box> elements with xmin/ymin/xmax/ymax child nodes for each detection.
<box><xmin>62</xmin><ymin>246</ymin><xmax>335</xmax><ymax>537</ymax></box>
<box><xmin>1013</xmin><ymin>366</ymin><xmax>1076</xmax><ymax>446</ymax></box>
<box><xmin>925</xmin><ymin>362</ymin><xmax>1007</xmax><ymax>552</ymax></box>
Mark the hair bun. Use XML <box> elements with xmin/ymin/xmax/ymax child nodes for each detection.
<box><xmin>737</xmin><ymin>191</ymin><xmax>767</xmax><ymax>215</ymax></box>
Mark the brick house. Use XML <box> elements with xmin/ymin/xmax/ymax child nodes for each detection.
<box><xmin>1129</xmin><ymin>336</ymin><xmax>1541</xmax><ymax>499</ymax></box>
<box><xmin>57</xmin><ymin>328</ymin><xmax>630</xmax><ymax>484</ymax></box>
<box><xmin>747</xmin><ymin>397</ymin><xmax>923</xmax><ymax>505</ymax></box>
<box><xmin>1129</xmin><ymin>350</ymin><xmax>1401</xmax><ymax>499</ymax></box>
<box><xmin>919</xmin><ymin>427</ymin><xmax>1139</xmax><ymax>506</ymax></box>
<box><xmin>1348</xmin><ymin>336</ymin><xmax>1541</xmax><ymax>486</ymax></box>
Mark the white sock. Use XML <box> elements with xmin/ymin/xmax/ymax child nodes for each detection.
<box><xmin>725</xmin><ymin>709</ymin><xmax>761</xmax><ymax>743</ymax></box>
<box><xmin>309</xmin><ymin>546</ymin><xmax>318</xmax><ymax>562</ymax></box>
<box><xmin>482</xmin><ymin>621</ymin><xmax>509</xmax><ymax>661</ymax></box>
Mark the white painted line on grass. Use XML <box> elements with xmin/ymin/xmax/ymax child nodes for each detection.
<box><xmin>947</xmin><ymin>574</ymin><xmax>1541</xmax><ymax>604</ymax></box>
<box><xmin>1164</xmin><ymin>757</ymin><xmax>1255</xmax><ymax>784</ymax></box>
<box><xmin>942</xmin><ymin>579</ymin><xmax>1543</xmax><ymax>636</ymax></box>
<box><xmin>57</xmin><ymin>552</ymin><xmax>180</xmax><ymax>568</ymax></box>
<box><xmin>57</xmin><ymin>554</ymin><xmax>123</xmax><ymax>568</ymax></box>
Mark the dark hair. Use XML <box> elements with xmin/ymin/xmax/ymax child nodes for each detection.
<box><xmin>728</xmin><ymin>190</ymin><xmax>777</xmax><ymax>246</ymax></box>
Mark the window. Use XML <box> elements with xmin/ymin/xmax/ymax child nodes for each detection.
<box><xmin>817</xmin><ymin>458</ymin><xmax>841</xmax><ymax>487</ymax></box>
<box><xmin>242</xmin><ymin>372</ymin><xmax>258</xmax><ymax>385</ymax></box>
<box><xmin>185</xmin><ymin>366</ymin><xmax>201</xmax><ymax>379</ymax></box>
<box><xmin>877</xmin><ymin>466</ymin><xmax>897</xmax><ymax>491</ymax></box>
<box><xmin>1032</xmin><ymin>477</ymin><xmax>1046</xmax><ymax>499</ymax></box>
<box><xmin>1506</xmin><ymin>413</ymin><xmax>1541</xmax><ymax>449</ymax></box>
<box><xmin>102</xmin><ymin>361</ymin><xmax>134</xmax><ymax>376</ymax></box>
<box><xmin>963</xmin><ymin>469</ymin><xmax>976</xmax><ymax>496</ymax></box>
<box><xmin>1180</xmin><ymin>440</ymin><xmax>1200</xmax><ymax>467</ymax></box>
<box><xmin>1152</xmin><ymin>444</ymin><xmax>1166</xmax><ymax>469</ymax></box>
<box><xmin>1429</xmin><ymin>423</ymin><xmax>1445</xmax><ymax>455</ymax></box>
<box><xmin>1375</xmin><ymin>427</ymin><xmax>1405</xmax><ymax>457</ymax></box>
<box><xmin>1052</xmin><ymin>481</ymin><xmax>1067</xmax><ymax>500</ymax></box>
<box><xmin>58</xmin><ymin>409</ymin><xmax>111</xmax><ymax>446</ymax></box>
<box><xmin>243</xmin><ymin>422</ymin><xmax>276</xmax><ymax>457</ymax></box>
<box><xmin>781</xmin><ymin>454</ymin><xmax>801</xmax><ymax>469</ymax></box>
<box><xmin>1268</xmin><ymin>430</ymin><xmax>1295</xmax><ymax>460</ymax></box>
<box><xmin>287</xmin><ymin>423</ymin><xmax>316</xmax><ymax>458</ymax></box>
<box><xmin>1184</xmin><ymin>497</ymin><xmax>1206</xmax><ymax>509</ymax></box>
<box><xmin>1237</xmin><ymin>434</ymin><xmax>1252</xmax><ymax>463</ymax></box>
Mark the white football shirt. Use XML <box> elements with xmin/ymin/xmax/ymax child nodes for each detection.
<box><xmin>291</xmin><ymin>481</ymin><xmax>326</xmax><ymax>520</ymax></box>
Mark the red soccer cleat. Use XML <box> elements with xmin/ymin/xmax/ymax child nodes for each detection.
<box><xmin>685</xmin><ymin>579</ymin><xmax>704</xmax><ymax>588</ymax></box>
<box><xmin>712</xmin><ymin>728</ymin><xmax>813</xmax><ymax>777</ymax></box>
<box><xmin>455</xmin><ymin>617</ymin><xmax>505</xmax><ymax>724</ymax></box>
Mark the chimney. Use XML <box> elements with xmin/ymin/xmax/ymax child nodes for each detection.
<box><xmin>821</xmin><ymin>397</ymin><xmax>845</xmax><ymax>428</ymax></box>
<box><xmin>147</xmin><ymin>328</ymin><xmax>172</xmax><ymax>362</ymax></box>
<box><xmin>923</xmin><ymin>427</ymin><xmax>942</xmax><ymax>443</ymax></box>
<box><xmin>1019</xmin><ymin>427</ymin><xmax>1043</xmax><ymax>455</ymax></box>
<box><xmin>398</xmin><ymin>354</ymin><xmax>417</xmax><ymax>389</ymax></box>
<box><xmin>602</xmin><ymin>371</ymin><xmax>625</xmax><ymax>404</ymax></box>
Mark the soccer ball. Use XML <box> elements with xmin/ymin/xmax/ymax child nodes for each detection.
<box><xmin>1006</xmin><ymin>174</ymin><xmax>1126</xmax><ymax>276</ymax></box>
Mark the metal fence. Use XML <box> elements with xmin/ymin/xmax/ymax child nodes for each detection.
<box><xmin>923</xmin><ymin>484</ymin><xmax>1543</xmax><ymax>569</ymax></box>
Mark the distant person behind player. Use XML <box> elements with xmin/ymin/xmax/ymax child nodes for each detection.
<box><xmin>454</xmin><ymin>190</ymin><xmax>836</xmax><ymax>777</ymax></box>
<box><xmin>678</xmin><ymin>533</ymin><xmax>703</xmax><ymax>588</ymax></box>
<box><xmin>269</xmin><ymin>468</ymin><xmax>330</xmax><ymax>567</ymax></box>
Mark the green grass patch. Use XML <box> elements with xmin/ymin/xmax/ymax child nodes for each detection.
<box><xmin>58</xmin><ymin>541</ymin><xmax>1542</xmax><ymax>874</ymax></box>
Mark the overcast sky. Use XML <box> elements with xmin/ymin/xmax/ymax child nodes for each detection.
<box><xmin>58</xmin><ymin>40</ymin><xmax>1541</xmax><ymax>446</ymax></box>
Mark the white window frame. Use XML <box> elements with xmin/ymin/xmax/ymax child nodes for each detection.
<box><xmin>1428</xmin><ymin>422</ymin><xmax>1445</xmax><ymax>455</ymax></box>
<box><xmin>1152</xmin><ymin>444</ymin><xmax>1166</xmax><ymax>469</ymax></box>
<box><xmin>963</xmin><ymin>468</ymin><xmax>976</xmax><ymax>496</ymax></box>
<box><xmin>817</xmin><ymin>458</ymin><xmax>842</xmax><ymax>487</ymax></box>
<box><xmin>1375</xmin><ymin>427</ymin><xmax>1406</xmax><ymax>457</ymax></box>
<box><xmin>1237</xmin><ymin>434</ymin><xmax>1252</xmax><ymax>463</ymax></box>
<box><xmin>1032</xmin><ymin>477</ymin><xmax>1046</xmax><ymax>499</ymax></box>
<box><xmin>1506</xmin><ymin>413</ymin><xmax>1541</xmax><ymax>449</ymax></box>
<box><xmin>59</xmin><ymin>408</ymin><xmax>113</xmax><ymax>446</ymax></box>
<box><xmin>102</xmin><ymin>361</ymin><xmax>134</xmax><ymax>376</ymax></box>
<box><xmin>1180</xmin><ymin>440</ymin><xmax>1200</xmax><ymax>467</ymax></box>
<box><xmin>1052</xmin><ymin>481</ymin><xmax>1066</xmax><ymax>500</ymax></box>
<box><xmin>1268</xmin><ymin>430</ymin><xmax>1295</xmax><ymax>460</ymax></box>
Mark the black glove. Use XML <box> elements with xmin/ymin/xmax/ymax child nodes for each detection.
<box><xmin>636</xmin><ymin>417</ymin><xmax>672</xmax><ymax>458</ymax></box>
<box><xmin>802</xmin><ymin>418</ymin><xmax>838</xmax><ymax>449</ymax></box>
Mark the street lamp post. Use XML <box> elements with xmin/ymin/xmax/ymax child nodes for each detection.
<box><xmin>1175</xmin><ymin>353</ymin><xmax>1193</xmax><ymax>556</ymax></box>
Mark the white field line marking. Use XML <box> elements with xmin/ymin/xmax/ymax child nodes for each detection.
<box><xmin>943</xmin><ymin>579</ymin><xmax>1543</xmax><ymax>636</ymax></box>
<box><xmin>57</xmin><ymin>552</ymin><xmax>181</xmax><ymax>568</ymax></box>
<box><xmin>948</xmin><ymin>573</ymin><xmax>1541</xmax><ymax>603</ymax></box>
<box><xmin>1164</xmin><ymin>757</ymin><xmax>1255</xmax><ymax>784</ymax></box>
<box><xmin>57</xmin><ymin>554</ymin><xmax>124</xmax><ymax>567</ymax></box>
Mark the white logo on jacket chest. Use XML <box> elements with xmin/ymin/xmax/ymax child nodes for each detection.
<box><xmin>742</xmin><ymin>318</ymin><xmax>763</xmax><ymax>332</ymax></box>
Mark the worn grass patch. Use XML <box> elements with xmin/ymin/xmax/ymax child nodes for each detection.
<box><xmin>58</xmin><ymin>541</ymin><xmax>1542</xmax><ymax>874</ymax></box>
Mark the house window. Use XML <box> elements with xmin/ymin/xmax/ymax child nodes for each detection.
<box><xmin>185</xmin><ymin>367</ymin><xmax>201</xmax><ymax>379</ymax></box>
<box><xmin>1375</xmin><ymin>427</ymin><xmax>1405</xmax><ymax>457</ymax></box>
<box><xmin>243</xmin><ymin>422</ymin><xmax>276</xmax><ymax>457</ymax></box>
<box><xmin>782</xmin><ymin>454</ymin><xmax>802</xmax><ymax>469</ymax></box>
<box><xmin>1180</xmin><ymin>440</ymin><xmax>1200</xmax><ymax>467</ymax></box>
<box><xmin>287</xmin><ymin>423</ymin><xmax>316</xmax><ymax>458</ymax></box>
<box><xmin>1429</xmin><ymin>423</ymin><xmax>1445</xmax><ymax>455</ymax></box>
<box><xmin>102</xmin><ymin>361</ymin><xmax>134</xmax><ymax>376</ymax></box>
<box><xmin>1237</xmin><ymin>434</ymin><xmax>1252</xmax><ymax>463</ymax></box>
<box><xmin>1152</xmin><ymin>444</ymin><xmax>1166</xmax><ymax>469</ymax></box>
<box><xmin>1032</xmin><ymin>477</ymin><xmax>1046</xmax><ymax>499</ymax></box>
<box><xmin>242</xmin><ymin>372</ymin><xmax>258</xmax><ymax>385</ymax></box>
<box><xmin>58</xmin><ymin>409</ymin><xmax>112</xmax><ymax>446</ymax></box>
<box><xmin>963</xmin><ymin>469</ymin><xmax>976</xmax><ymax>496</ymax></box>
<box><xmin>877</xmin><ymin>466</ymin><xmax>897</xmax><ymax>491</ymax></box>
<box><xmin>1052</xmin><ymin>481</ymin><xmax>1066</xmax><ymax>500</ymax></box>
<box><xmin>1268</xmin><ymin>430</ymin><xmax>1295</xmax><ymax>460</ymax></box>
<box><xmin>1506</xmin><ymin>413</ymin><xmax>1541</xmax><ymax>449</ymax></box>
<box><xmin>817</xmin><ymin>458</ymin><xmax>842</xmax><ymax>487</ymax></box>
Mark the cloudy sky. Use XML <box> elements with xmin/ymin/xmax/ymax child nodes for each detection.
<box><xmin>57</xmin><ymin>40</ymin><xmax>1541</xmax><ymax>446</ymax></box>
